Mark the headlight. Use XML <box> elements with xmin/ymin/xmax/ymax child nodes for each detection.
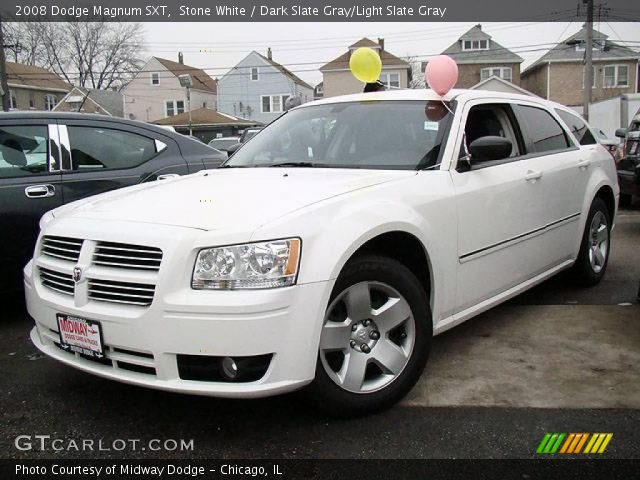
<box><xmin>192</xmin><ymin>238</ymin><xmax>301</xmax><ymax>290</ymax></box>
<box><xmin>39</xmin><ymin>210</ymin><xmax>55</xmax><ymax>229</ymax></box>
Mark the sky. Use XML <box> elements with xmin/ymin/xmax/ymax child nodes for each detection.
<box><xmin>142</xmin><ymin>22</ymin><xmax>640</xmax><ymax>87</ymax></box>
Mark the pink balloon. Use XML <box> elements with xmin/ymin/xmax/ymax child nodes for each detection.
<box><xmin>425</xmin><ymin>55</ymin><xmax>459</xmax><ymax>96</ymax></box>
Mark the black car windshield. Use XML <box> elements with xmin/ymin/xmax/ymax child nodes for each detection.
<box><xmin>225</xmin><ymin>100</ymin><xmax>454</xmax><ymax>170</ymax></box>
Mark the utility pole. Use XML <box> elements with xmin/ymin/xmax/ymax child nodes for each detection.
<box><xmin>583</xmin><ymin>0</ymin><xmax>594</xmax><ymax>121</ymax></box>
<box><xmin>0</xmin><ymin>16</ymin><xmax>10</xmax><ymax>112</ymax></box>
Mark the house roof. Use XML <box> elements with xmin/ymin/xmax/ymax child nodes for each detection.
<box><xmin>440</xmin><ymin>24</ymin><xmax>524</xmax><ymax>65</ymax></box>
<box><xmin>54</xmin><ymin>86</ymin><xmax>124</xmax><ymax>117</ymax></box>
<box><xmin>320</xmin><ymin>37</ymin><xmax>410</xmax><ymax>71</ymax></box>
<box><xmin>253</xmin><ymin>52</ymin><xmax>313</xmax><ymax>90</ymax></box>
<box><xmin>6</xmin><ymin>61</ymin><xmax>71</xmax><ymax>92</ymax></box>
<box><xmin>471</xmin><ymin>76</ymin><xmax>537</xmax><ymax>97</ymax></box>
<box><xmin>154</xmin><ymin>57</ymin><xmax>217</xmax><ymax>93</ymax></box>
<box><xmin>523</xmin><ymin>26</ymin><xmax>640</xmax><ymax>73</ymax></box>
<box><xmin>153</xmin><ymin>107</ymin><xmax>261</xmax><ymax>127</ymax></box>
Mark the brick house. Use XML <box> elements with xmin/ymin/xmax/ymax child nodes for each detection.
<box><xmin>425</xmin><ymin>24</ymin><xmax>524</xmax><ymax>89</ymax></box>
<box><xmin>320</xmin><ymin>38</ymin><xmax>411</xmax><ymax>97</ymax></box>
<box><xmin>5</xmin><ymin>61</ymin><xmax>71</xmax><ymax>111</ymax></box>
<box><xmin>521</xmin><ymin>27</ymin><xmax>640</xmax><ymax>107</ymax></box>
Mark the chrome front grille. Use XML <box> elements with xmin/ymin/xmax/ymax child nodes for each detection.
<box><xmin>93</xmin><ymin>242</ymin><xmax>163</xmax><ymax>271</ymax></box>
<box><xmin>39</xmin><ymin>267</ymin><xmax>74</xmax><ymax>296</ymax></box>
<box><xmin>41</xmin><ymin>236</ymin><xmax>83</xmax><ymax>262</ymax></box>
<box><xmin>88</xmin><ymin>279</ymin><xmax>156</xmax><ymax>307</ymax></box>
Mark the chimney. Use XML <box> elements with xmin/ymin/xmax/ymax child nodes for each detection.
<box><xmin>178</xmin><ymin>52</ymin><xmax>184</xmax><ymax>64</ymax></box>
<box><xmin>267</xmin><ymin>47</ymin><xmax>272</xmax><ymax>60</ymax></box>
<box><xmin>476</xmin><ymin>24</ymin><xmax>482</xmax><ymax>30</ymax></box>
<box><xmin>378</xmin><ymin>38</ymin><xmax>385</xmax><ymax>51</ymax></box>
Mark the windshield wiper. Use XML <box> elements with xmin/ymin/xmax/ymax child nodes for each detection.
<box><xmin>269</xmin><ymin>162</ymin><xmax>322</xmax><ymax>167</ymax></box>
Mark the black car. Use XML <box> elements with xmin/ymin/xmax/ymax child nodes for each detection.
<box><xmin>0</xmin><ymin>112</ymin><xmax>226</xmax><ymax>292</ymax></box>
<box><xmin>616</xmin><ymin>114</ymin><xmax>640</xmax><ymax>205</ymax></box>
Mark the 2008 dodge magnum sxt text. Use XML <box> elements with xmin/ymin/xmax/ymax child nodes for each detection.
<box><xmin>26</xmin><ymin>89</ymin><xmax>618</xmax><ymax>415</ymax></box>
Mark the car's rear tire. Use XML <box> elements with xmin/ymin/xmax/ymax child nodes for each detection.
<box><xmin>306</xmin><ymin>255</ymin><xmax>431</xmax><ymax>416</ymax></box>
<box><xmin>571</xmin><ymin>197</ymin><xmax>611</xmax><ymax>286</ymax></box>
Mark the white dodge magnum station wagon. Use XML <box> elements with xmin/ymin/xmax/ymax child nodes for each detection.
<box><xmin>26</xmin><ymin>89</ymin><xmax>618</xmax><ymax>415</ymax></box>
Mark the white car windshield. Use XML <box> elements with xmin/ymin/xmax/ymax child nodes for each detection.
<box><xmin>226</xmin><ymin>100</ymin><xmax>454</xmax><ymax>170</ymax></box>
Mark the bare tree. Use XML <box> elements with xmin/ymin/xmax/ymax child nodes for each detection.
<box><xmin>5</xmin><ymin>21</ymin><xmax>144</xmax><ymax>90</ymax></box>
<box><xmin>406</xmin><ymin>55</ymin><xmax>426</xmax><ymax>89</ymax></box>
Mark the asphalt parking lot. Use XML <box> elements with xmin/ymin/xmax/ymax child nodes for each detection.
<box><xmin>1</xmin><ymin>207</ymin><xmax>639</xmax><ymax>460</ymax></box>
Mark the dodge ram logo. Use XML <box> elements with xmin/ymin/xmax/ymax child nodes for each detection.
<box><xmin>73</xmin><ymin>266</ymin><xmax>82</xmax><ymax>283</ymax></box>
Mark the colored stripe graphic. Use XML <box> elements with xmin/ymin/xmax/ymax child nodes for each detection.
<box><xmin>537</xmin><ymin>433</ymin><xmax>613</xmax><ymax>454</ymax></box>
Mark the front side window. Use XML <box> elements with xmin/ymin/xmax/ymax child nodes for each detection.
<box><xmin>261</xmin><ymin>95</ymin><xmax>289</xmax><ymax>113</ymax></box>
<box><xmin>9</xmin><ymin>90</ymin><xmax>17</xmax><ymax>109</ymax></box>
<box><xmin>0</xmin><ymin>126</ymin><xmax>49</xmax><ymax>178</ymax></box>
<box><xmin>462</xmin><ymin>39</ymin><xmax>488</xmax><ymax>51</ymax></box>
<box><xmin>380</xmin><ymin>72</ymin><xmax>401</xmax><ymax>88</ymax></box>
<box><xmin>45</xmin><ymin>94</ymin><xmax>57</xmax><ymax>111</ymax></box>
<box><xmin>518</xmin><ymin>105</ymin><xmax>570</xmax><ymax>153</ymax></box>
<box><xmin>603</xmin><ymin>65</ymin><xmax>629</xmax><ymax>88</ymax></box>
<box><xmin>555</xmin><ymin>109</ymin><xmax>596</xmax><ymax>146</ymax></box>
<box><xmin>165</xmin><ymin>100</ymin><xmax>185</xmax><ymax>117</ymax></box>
<box><xmin>480</xmin><ymin>67</ymin><xmax>512</xmax><ymax>82</ymax></box>
<box><xmin>151</xmin><ymin>73</ymin><xmax>160</xmax><ymax>85</ymax></box>
<box><xmin>227</xmin><ymin>100</ymin><xmax>453</xmax><ymax>170</ymax></box>
<box><xmin>251</xmin><ymin>67</ymin><xmax>259</xmax><ymax>81</ymax></box>
<box><xmin>67</xmin><ymin>127</ymin><xmax>158</xmax><ymax>170</ymax></box>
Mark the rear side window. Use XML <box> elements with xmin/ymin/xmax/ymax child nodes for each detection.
<box><xmin>0</xmin><ymin>126</ymin><xmax>49</xmax><ymax>178</ymax></box>
<box><xmin>518</xmin><ymin>106</ymin><xmax>570</xmax><ymax>153</ymax></box>
<box><xmin>555</xmin><ymin>109</ymin><xmax>596</xmax><ymax>146</ymax></box>
<box><xmin>67</xmin><ymin>126</ymin><xmax>158</xmax><ymax>170</ymax></box>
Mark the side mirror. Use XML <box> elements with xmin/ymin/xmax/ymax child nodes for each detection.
<box><xmin>226</xmin><ymin>143</ymin><xmax>242</xmax><ymax>157</ymax></box>
<box><xmin>469</xmin><ymin>136</ymin><xmax>512</xmax><ymax>162</ymax></box>
<box><xmin>615</xmin><ymin>128</ymin><xmax>627</xmax><ymax>138</ymax></box>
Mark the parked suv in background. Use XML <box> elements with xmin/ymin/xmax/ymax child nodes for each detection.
<box><xmin>0</xmin><ymin>112</ymin><xmax>225</xmax><ymax>293</ymax></box>
<box><xmin>26</xmin><ymin>90</ymin><xmax>618</xmax><ymax>415</ymax></box>
<box><xmin>616</xmin><ymin>113</ymin><xmax>640</xmax><ymax>204</ymax></box>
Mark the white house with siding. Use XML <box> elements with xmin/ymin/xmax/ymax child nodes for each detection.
<box><xmin>217</xmin><ymin>49</ymin><xmax>314</xmax><ymax>124</ymax></box>
<box><xmin>123</xmin><ymin>54</ymin><xmax>217</xmax><ymax>122</ymax></box>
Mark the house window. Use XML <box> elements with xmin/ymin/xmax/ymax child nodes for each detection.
<box><xmin>261</xmin><ymin>94</ymin><xmax>289</xmax><ymax>113</ymax></box>
<box><xmin>576</xmin><ymin>41</ymin><xmax>603</xmax><ymax>52</ymax></box>
<box><xmin>480</xmin><ymin>67</ymin><xmax>512</xmax><ymax>82</ymax></box>
<box><xmin>251</xmin><ymin>67</ymin><xmax>259</xmax><ymax>81</ymax></box>
<box><xmin>603</xmin><ymin>65</ymin><xmax>629</xmax><ymax>88</ymax></box>
<box><xmin>44</xmin><ymin>94</ymin><xmax>57</xmax><ymax>111</ymax></box>
<box><xmin>582</xmin><ymin>66</ymin><xmax>596</xmax><ymax>88</ymax></box>
<box><xmin>165</xmin><ymin>100</ymin><xmax>185</xmax><ymax>117</ymax></box>
<box><xmin>379</xmin><ymin>72</ymin><xmax>401</xmax><ymax>88</ymax></box>
<box><xmin>462</xmin><ymin>39</ymin><xmax>488</xmax><ymax>51</ymax></box>
<box><xmin>151</xmin><ymin>73</ymin><xmax>160</xmax><ymax>85</ymax></box>
<box><xmin>9</xmin><ymin>90</ymin><xmax>17</xmax><ymax>109</ymax></box>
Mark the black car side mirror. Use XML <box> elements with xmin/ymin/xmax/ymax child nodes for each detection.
<box><xmin>615</xmin><ymin>128</ymin><xmax>627</xmax><ymax>138</ymax></box>
<box><xmin>469</xmin><ymin>136</ymin><xmax>512</xmax><ymax>162</ymax></box>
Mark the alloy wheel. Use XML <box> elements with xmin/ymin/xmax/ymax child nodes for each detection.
<box><xmin>588</xmin><ymin>211</ymin><xmax>609</xmax><ymax>274</ymax></box>
<box><xmin>319</xmin><ymin>281</ymin><xmax>416</xmax><ymax>394</ymax></box>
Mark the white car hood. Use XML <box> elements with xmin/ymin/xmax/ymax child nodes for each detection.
<box><xmin>54</xmin><ymin>168</ymin><xmax>415</xmax><ymax>231</ymax></box>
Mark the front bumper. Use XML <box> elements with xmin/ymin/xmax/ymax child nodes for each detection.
<box><xmin>26</xmin><ymin>257</ymin><xmax>332</xmax><ymax>398</ymax></box>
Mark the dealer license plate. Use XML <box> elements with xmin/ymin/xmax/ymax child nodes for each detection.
<box><xmin>56</xmin><ymin>314</ymin><xmax>105</xmax><ymax>359</ymax></box>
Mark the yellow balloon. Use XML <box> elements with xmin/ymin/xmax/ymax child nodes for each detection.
<box><xmin>349</xmin><ymin>48</ymin><xmax>382</xmax><ymax>83</ymax></box>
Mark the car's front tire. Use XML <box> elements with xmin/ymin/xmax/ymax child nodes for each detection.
<box><xmin>306</xmin><ymin>255</ymin><xmax>431</xmax><ymax>416</ymax></box>
<box><xmin>571</xmin><ymin>197</ymin><xmax>611</xmax><ymax>286</ymax></box>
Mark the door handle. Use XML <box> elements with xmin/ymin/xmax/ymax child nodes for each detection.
<box><xmin>157</xmin><ymin>174</ymin><xmax>180</xmax><ymax>181</ymax></box>
<box><xmin>525</xmin><ymin>170</ymin><xmax>543</xmax><ymax>182</ymax></box>
<box><xmin>577</xmin><ymin>159</ymin><xmax>591</xmax><ymax>169</ymax></box>
<box><xmin>24</xmin><ymin>184</ymin><xmax>55</xmax><ymax>198</ymax></box>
